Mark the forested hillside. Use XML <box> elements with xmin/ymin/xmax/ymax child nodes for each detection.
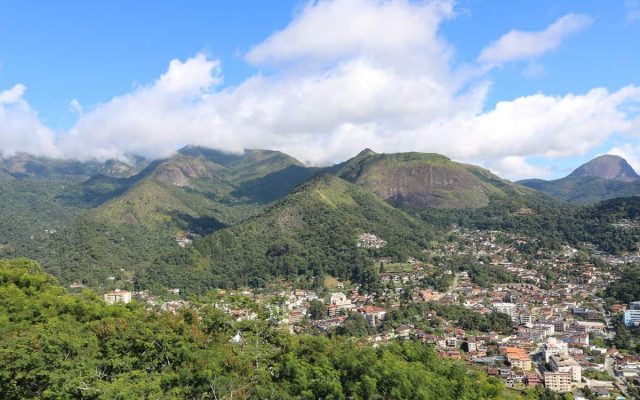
<box><xmin>0</xmin><ymin>258</ymin><xmax>519</xmax><ymax>400</ymax></box>
<box><xmin>3</xmin><ymin>148</ymin><xmax>640</xmax><ymax>293</ymax></box>
<box><xmin>192</xmin><ymin>174</ymin><xmax>436</xmax><ymax>290</ymax></box>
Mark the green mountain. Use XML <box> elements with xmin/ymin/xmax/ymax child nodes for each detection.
<box><xmin>7</xmin><ymin>146</ymin><xmax>637</xmax><ymax>293</ymax></box>
<box><xmin>176</xmin><ymin>174</ymin><xmax>437</xmax><ymax>290</ymax></box>
<box><xmin>21</xmin><ymin>147</ymin><xmax>319</xmax><ymax>287</ymax></box>
<box><xmin>1</xmin><ymin>152</ymin><xmax>148</xmax><ymax>179</ymax></box>
<box><xmin>334</xmin><ymin>150</ymin><xmax>550</xmax><ymax>209</ymax></box>
<box><xmin>0</xmin><ymin>154</ymin><xmax>150</xmax><ymax>257</ymax></box>
<box><xmin>82</xmin><ymin>147</ymin><xmax>318</xmax><ymax>231</ymax></box>
<box><xmin>519</xmin><ymin>155</ymin><xmax>640</xmax><ymax>203</ymax></box>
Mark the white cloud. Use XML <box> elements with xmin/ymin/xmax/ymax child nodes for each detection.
<box><xmin>68</xmin><ymin>98</ymin><xmax>83</xmax><ymax>115</ymax></box>
<box><xmin>478</xmin><ymin>13</ymin><xmax>592</xmax><ymax>66</ymax></box>
<box><xmin>1</xmin><ymin>0</ymin><xmax>638</xmax><ymax>182</ymax></box>
<box><xmin>57</xmin><ymin>54</ymin><xmax>224</xmax><ymax>160</ymax></box>
<box><xmin>246</xmin><ymin>0</ymin><xmax>454</xmax><ymax>69</ymax></box>
<box><xmin>607</xmin><ymin>143</ymin><xmax>640</xmax><ymax>173</ymax></box>
<box><xmin>626</xmin><ymin>0</ymin><xmax>640</xmax><ymax>23</ymax></box>
<box><xmin>0</xmin><ymin>84</ymin><xmax>59</xmax><ymax>157</ymax></box>
<box><xmin>485</xmin><ymin>156</ymin><xmax>551</xmax><ymax>181</ymax></box>
<box><xmin>0</xmin><ymin>84</ymin><xmax>26</xmax><ymax>104</ymax></box>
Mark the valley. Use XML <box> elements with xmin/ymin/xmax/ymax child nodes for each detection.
<box><xmin>2</xmin><ymin>147</ymin><xmax>640</xmax><ymax>399</ymax></box>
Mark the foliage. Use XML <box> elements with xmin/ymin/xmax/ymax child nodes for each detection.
<box><xmin>194</xmin><ymin>175</ymin><xmax>436</xmax><ymax>290</ymax></box>
<box><xmin>382</xmin><ymin>301</ymin><xmax>514</xmax><ymax>335</ymax></box>
<box><xmin>582</xmin><ymin>368</ymin><xmax>615</xmax><ymax>381</ymax></box>
<box><xmin>308</xmin><ymin>299</ymin><xmax>326</xmax><ymax>320</ymax></box>
<box><xmin>0</xmin><ymin>258</ymin><xmax>517</xmax><ymax>399</ymax></box>
<box><xmin>605</xmin><ymin>264</ymin><xmax>640</xmax><ymax>305</ymax></box>
<box><xmin>420</xmin><ymin>196</ymin><xmax>640</xmax><ymax>255</ymax></box>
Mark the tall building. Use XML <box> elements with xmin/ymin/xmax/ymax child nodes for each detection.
<box><xmin>493</xmin><ymin>302</ymin><xmax>517</xmax><ymax>322</ymax></box>
<box><xmin>624</xmin><ymin>301</ymin><xmax>640</xmax><ymax>327</ymax></box>
<box><xmin>543</xmin><ymin>337</ymin><xmax>568</xmax><ymax>363</ymax></box>
<box><xmin>544</xmin><ymin>372</ymin><xmax>572</xmax><ymax>392</ymax></box>
<box><xmin>549</xmin><ymin>355</ymin><xmax>582</xmax><ymax>383</ymax></box>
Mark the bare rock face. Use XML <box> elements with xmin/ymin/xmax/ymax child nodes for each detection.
<box><xmin>569</xmin><ymin>155</ymin><xmax>639</xmax><ymax>182</ymax></box>
<box><xmin>154</xmin><ymin>167</ymin><xmax>193</xmax><ymax>188</ymax></box>
<box><xmin>360</xmin><ymin>163</ymin><xmax>490</xmax><ymax>208</ymax></box>
<box><xmin>341</xmin><ymin>152</ymin><xmax>493</xmax><ymax>209</ymax></box>
<box><xmin>153</xmin><ymin>157</ymin><xmax>225</xmax><ymax>188</ymax></box>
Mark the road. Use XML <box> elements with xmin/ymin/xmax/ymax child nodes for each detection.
<box><xmin>605</xmin><ymin>355</ymin><xmax>629</xmax><ymax>397</ymax></box>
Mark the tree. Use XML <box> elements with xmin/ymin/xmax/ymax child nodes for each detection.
<box><xmin>308</xmin><ymin>299</ymin><xmax>326</xmax><ymax>320</ymax></box>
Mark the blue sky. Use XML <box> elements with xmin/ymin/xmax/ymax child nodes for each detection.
<box><xmin>1</xmin><ymin>0</ymin><xmax>639</xmax><ymax>179</ymax></box>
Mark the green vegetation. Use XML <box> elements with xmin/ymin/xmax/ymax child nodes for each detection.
<box><xmin>582</xmin><ymin>368</ymin><xmax>615</xmax><ymax>381</ymax></box>
<box><xmin>383</xmin><ymin>301</ymin><xmax>514</xmax><ymax>335</ymax></box>
<box><xmin>335</xmin><ymin>150</ymin><xmax>547</xmax><ymax>209</ymax></box>
<box><xmin>1</xmin><ymin>148</ymin><xmax>320</xmax><ymax>290</ymax></box>
<box><xmin>420</xmin><ymin>196</ymin><xmax>640</xmax><ymax>254</ymax></box>
<box><xmin>605</xmin><ymin>264</ymin><xmax>640</xmax><ymax>305</ymax></box>
<box><xmin>0</xmin><ymin>258</ymin><xmax>518</xmax><ymax>399</ymax></box>
<box><xmin>194</xmin><ymin>175</ymin><xmax>436</xmax><ymax>290</ymax></box>
<box><xmin>520</xmin><ymin>176</ymin><xmax>640</xmax><ymax>204</ymax></box>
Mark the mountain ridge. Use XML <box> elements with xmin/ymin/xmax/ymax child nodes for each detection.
<box><xmin>569</xmin><ymin>154</ymin><xmax>639</xmax><ymax>182</ymax></box>
<box><xmin>519</xmin><ymin>154</ymin><xmax>640</xmax><ymax>203</ymax></box>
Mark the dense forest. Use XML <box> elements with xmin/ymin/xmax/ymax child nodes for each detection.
<box><xmin>0</xmin><ymin>258</ymin><xmax>528</xmax><ymax>399</ymax></box>
<box><xmin>191</xmin><ymin>175</ymin><xmax>436</xmax><ymax>291</ymax></box>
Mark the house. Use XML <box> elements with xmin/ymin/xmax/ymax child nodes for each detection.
<box><xmin>573</xmin><ymin>321</ymin><xmax>605</xmax><ymax>333</ymax></box>
<box><xmin>503</xmin><ymin>347</ymin><xmax>531</xmax><ymax>371</ymax></box>
<box><xmin>524</xmin><ymin>372</ymin><xmax>539</xmax><ymax>386</ymax></box>
<box><xmin>359</xmin><ymin>306</ymin><xmax>386</xmax><ymax>326</ymax></box>
<box><xmin>104</xmin><ymin>289</ymin><xmax>131</xmax><ymax>304</ymax></box>
<box><xmin>543</xmin><ymin>337</ymin><xmax>569</xmax><ymax>363</ymax></box>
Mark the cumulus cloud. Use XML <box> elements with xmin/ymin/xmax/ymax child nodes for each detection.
<box><xmin>57</xmin><ymin>54</ymin><xmax>224</xmax><ymax>160</ymax></box>
<box><xmin>485</xmin><ymin>156</ymin><xmax>551</xmax><ymax>181</ymax></box>
<box><xmin>1</xmin><ymin>0</ymin><xmax>638</xmax><ymax>181</ymax></box>
<box><xmin>0</xmin><ymin>84</ymin><xmax>26</xmax><ymax>104</ymax></box>
<box><xmin>607</xmin><ymin>143</ymin><xmax>640</xmax><ymax>173</ymax></box>
<box><xmin>0</xmin><ymin>84</ymin><xmax>59</xmax><ymax>157</ymax></box>
<box><xmin>478</xmin><ymin>13</ymin><xmax>592</xmax><ymax>66</ymax></box>
<box><xmin>246</xmin><ymin>0</ymin><xmax>454</xmax><ymax>69</ymax></box>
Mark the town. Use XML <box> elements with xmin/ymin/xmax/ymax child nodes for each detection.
<box><xmin>101</xmin><ymin>228</ymin><xmax>640</xmax><ymax>399</ymax></box>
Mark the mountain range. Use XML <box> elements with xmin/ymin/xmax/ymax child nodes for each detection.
<box><xmin>2</xmin><ymin>147</ymin><xmax>640</xmax><ymax>292</ymax></box>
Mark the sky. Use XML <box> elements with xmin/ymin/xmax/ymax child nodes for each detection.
<box><xmin>1</xmin><ymin>0</ymin><xmax>640</xmax><ymax>180</ymax></box>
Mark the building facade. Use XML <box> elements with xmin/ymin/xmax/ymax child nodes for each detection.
<box><xmin>544</xmin><ymin>372</ymin><xmax>572</xmax><ymax>392</ymax></box>
<box><xmin>624</xmin><ymin>301</ymin><xmax>640</xmax><ymax>327</ymax></box>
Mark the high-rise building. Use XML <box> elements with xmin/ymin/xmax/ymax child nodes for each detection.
<box><xmin>624</xmin><ymin>301</ymin><xmax>640</xmax><ymax>327</ymax></box>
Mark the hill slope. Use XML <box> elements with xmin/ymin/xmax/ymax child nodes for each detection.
<box><xmin>29</xmin><ymin>148</ymin><xmax>319</xmax><ymax>287</ymax></box>
<box><xmin>334</xmin><ymin>150</ymin><xmax>551</xmax><ymax>209</ymax></box>
<box><xmin>188</xmin><ymin>174</ymin><xmax>436</xmax><ymax>290</ymax></box>
<box><xmin>84</xmin><ymin>147</ymin><xmax>318</xmax><ymax>232</ymax></box>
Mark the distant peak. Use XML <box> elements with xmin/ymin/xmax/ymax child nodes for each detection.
<box><xmin>569</xmin><ymin>154</ymin><xmax>639</xmax><ymax>182</ymax></box>
<box><xmin>357</xmin><ymin>148</ymin><xmax>377</xmax><ymax>157</ymax></box>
